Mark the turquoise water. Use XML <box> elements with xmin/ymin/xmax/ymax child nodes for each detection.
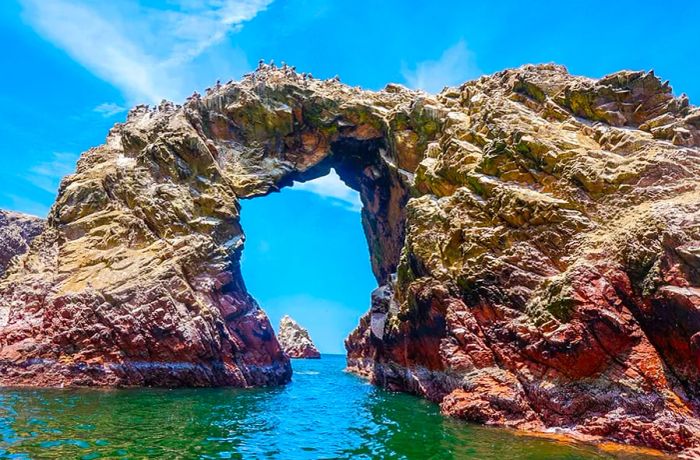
<box><xmin>0</xmin><ymin>355</ymin><xmax>656</xmax><ymax>459</ymax></box>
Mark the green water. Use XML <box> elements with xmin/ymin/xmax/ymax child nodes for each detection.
<box><xmin>0</xmin><ymin>355</ymin><xmax>656</xmax><ymax>459</ymax></box>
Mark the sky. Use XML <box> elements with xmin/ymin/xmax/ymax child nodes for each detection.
<box><xmin>0</xmin><ymin>0</ymin><xmax>698</xmax><ymax>353</ymax></box>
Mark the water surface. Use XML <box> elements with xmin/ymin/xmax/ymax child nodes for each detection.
<box><xmin>0</xmin><ymin>355</ymin><xmax>658</xmax><ymax>459</ymax></box>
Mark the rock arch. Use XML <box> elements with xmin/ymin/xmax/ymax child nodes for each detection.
<box><xmin>2</xmin><ymin>64</ymin><xmax>700</xmax><ymax>453</ymax></box>
<box><xmin>0</xmin><ymin>66</ymin><xmax>421</xmax><ymax>387</ymax></box>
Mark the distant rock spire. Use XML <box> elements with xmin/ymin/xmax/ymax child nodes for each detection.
<box><xmin>277</xmin><ymin>315</ymin><xmax>320</xmax><ymax>359</ymax></box>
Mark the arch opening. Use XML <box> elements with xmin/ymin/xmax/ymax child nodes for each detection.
<box><xmin>239</xmin><ymin>168</ymin><xmax>373</xmax><ymax>355</ymax></box>
<box><xmin>236</xmin><ymin>135</ymin><xmax>411</xmax><ymax>357</ymax></box>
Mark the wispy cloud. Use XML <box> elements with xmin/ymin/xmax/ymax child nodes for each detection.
<box><xmin>26</xmin><ymin>152</ymin><xmax>79</xmax><ymax>195</ymax></box>
<box><xmin>20</xmin><ymin>0</ymin><xmax>272</xmax><ymax>103</ymax></box>
<box><xmin>93</xmin><ymin>102</ymin><xmax>127</xmax><ymax>117</ymax></box>
<box><xmin>2</xmin><ymin>194</ymin><xmax>51</xmax><ymax>218</ymax></box>
<box><xmin>402</xmin><ymin>40</ymin><xmax>481</xmax><ymax>94</ymax></box>
<box><xmin>292</xmin><ymin>170</ymin><xmax>362</xmax><ymax>212</ymax></box>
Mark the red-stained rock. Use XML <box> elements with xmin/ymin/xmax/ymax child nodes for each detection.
<box><xmin>346</xmin><ymin>66</ymin><xmax>700</xmax><ymax>454</ymax></box>
<box><xmin>440</xmin><ymin>372</ymin><xmax>542</xmax><ymax>429</ymax></box>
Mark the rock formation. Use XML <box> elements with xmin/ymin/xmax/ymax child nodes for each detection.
<box><xmin>1</xmin><ymin>62</ymin><xmax>699</xmax><ymax>453</ymax></box>
<box><xmin>277</xmin><ymin>315</ymin><xmax>320</xmax><ymax>359</ymax></box>
<box><xmin>0</xmin><ymin>210</ymin><xmax>45</xmax><ymax>327</ymax></box>
<box><xmin>0</xmin><ymin>210</ymin><xmax>44</xmax><ymax>276</ymax></box>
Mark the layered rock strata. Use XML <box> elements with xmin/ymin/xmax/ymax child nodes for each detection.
<box><xmin>1</xmin><ymin>63</ymin><xmax>699</xmax><ymax>453</ymax></box>
<box><xmin>277</xmin><ymin>315</ymin><xmax>320</xmax><ymax>359</ymax></box>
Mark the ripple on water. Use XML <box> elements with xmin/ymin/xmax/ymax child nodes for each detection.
<box><xmin>0</xmin><ymin>356</ymin><xmax>664</xmax><ymax>459</ymax></box>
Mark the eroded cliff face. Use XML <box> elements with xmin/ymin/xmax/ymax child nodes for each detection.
<box><xmin>0</xmin><ymin>211</ymin><xmax>44</xmax><ymax>277</ymax></box>
<box><xmin>1</xmin><ymin>63</ymin><xmax>699</xmax><ymax>453</ymax></box>
<box><xmin>277</xmin><ymin>315</ymin><xmax>320</xmax><ymax>359</ymax></box>
<box><xmin>346</xmin><ymin>66</ymin><xmax>700</xmax><ymax>454</ymax></box>
<box><xmin>0</xmin><ymin>211</ymin><xmax>44</xmax><ymax>327</ymax></box>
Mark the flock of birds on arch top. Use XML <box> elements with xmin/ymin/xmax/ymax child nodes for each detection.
<box><xmin>127</xmin><ymin>59</ymin><xmax>345</xmax><ymax>117</ymax></box>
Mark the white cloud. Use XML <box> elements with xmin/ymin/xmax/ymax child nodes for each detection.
<box><xmin>26</xmin><ymin>152</ymin><xmax>79</xmax><ymax>195</ymax></box>
<box><xmin>20</xmin><ymin>0</ymin><xmax>273</xmax><ymax>103</ymax></box>
<box><xmin>94</xmin><ymin>102</ymin><xmax>127</xmax><ymax>117</ymax></box>
<box><xmin>292</xmin><ymin>169</ymin><xmax>362</xmax><ymax>212</ymax></box>
<box><xmin>402</xmin><ymin>40</ymin><xmax>481</xmax><ymax>94</ymax></box>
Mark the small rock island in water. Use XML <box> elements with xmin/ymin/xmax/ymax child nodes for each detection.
<box><xmin>277</xmin><ymin>315</ymin><xmax>321</xmax><ymax>359</ymax></box>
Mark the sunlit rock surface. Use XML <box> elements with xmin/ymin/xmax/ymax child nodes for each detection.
<box><xmin>1</xmin><ymin>63</ymin><xmax>699</xmax><ymax>453</ymax></box>
<box><xmin>277</xmin><ymin>315</ymin><xmax>320</xmax><ymax>359</ymax></box>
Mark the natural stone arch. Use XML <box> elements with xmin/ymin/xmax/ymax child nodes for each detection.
<box><xmin>2</xmin><ymin>64</ymin><xmax>700</xmax><ymax>453</ymax></box>
<box><xmin>0</xmin><ymin>66</ymin><xmax>425</xmax><ymax>387</ymax></box>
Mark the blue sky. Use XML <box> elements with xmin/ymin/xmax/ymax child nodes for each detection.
<box><xmin>1</xmin><ymin>0</ymin><xmax>698</xmax><ymax>352</ymax></box>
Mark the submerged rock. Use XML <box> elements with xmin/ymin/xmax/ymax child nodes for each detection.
<box><xmin>278</xmin><ymin>315</ymin><xmax>320</xmax><ymax>359</ymax></box>
<box><xmin>1</xmin><ymin>63</ymin><xmax>699</xmax><ymax>453</ymax></box>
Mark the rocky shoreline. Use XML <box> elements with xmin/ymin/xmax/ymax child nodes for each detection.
<box><xmin>345</xmin><ymin>356</ymin><xmax>696</xmax><ymax>457</ymax></box>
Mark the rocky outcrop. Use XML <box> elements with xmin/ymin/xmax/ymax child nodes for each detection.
<box><xmin>278</xmin><ymin>315</ymin><xmax>320</xmax><ymax>359</ymax></box>
<box><xmin>1</xmin><ymin>63</ymin><xmax>699</xmax><ymax>453</ymax></box>
<box><xmin>0</xmin><ymin>210</ymin><xmax>44</xmax><ymax>276</ymax></box>
<box><xmin>345</xmin><ymin>66</ymin><xmax>700</xmax><ymax>454</ymax></box>
<box><xmin>0</xmin><ymin>211</ymin><xmax>44</xmax><ymax>327</ymax></box>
